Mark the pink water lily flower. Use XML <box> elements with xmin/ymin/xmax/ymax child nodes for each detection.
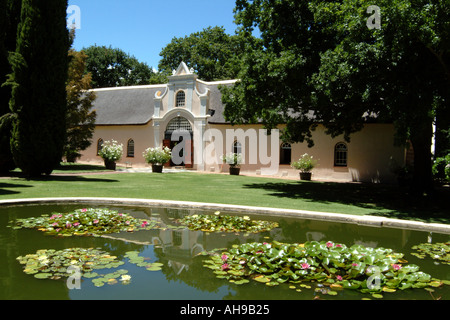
<box><xmin>336</xmin><ymin>275</ymin><xmax>343</xmax><ymax>281</ymax></box>
<box><xmin>221</xmin><ymin>263</ymin><xmax>230</xmax><ymax>271</ymax></box>
<box><xmin>392</xmin><ymin>264</ymin><xmax>402</xmax><ymax>271</ymax></box>
<box><xmin>73</xmin><ymin>222</ymin><xmax>80</xmax><ymax>227</ymax></box>
<box><xmin>301</xmin><ymin>263</ymin><xmax>310</xmax><ymax>270</ymax></box>
<box><xmin>326</xmin><ymin>242</ymin><xmax>333</xmax><ymax>248</ymax></box>
<box><xmin>221</xmin><ymin>254</ymin><xmax>229</xmax><ymax>261</ymax></box>
<box><xmin>93</xmin><ymin>220</ymin><xmax>99</xmax><ymax>224</ymax></box>
<box><xmin>81</xmin><ymin>208</ymin><xmax>87</xmax><ymax>212</ymax></box>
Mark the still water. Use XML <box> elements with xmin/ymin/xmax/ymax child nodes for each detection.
<box><xmin>0</xmin><ymin>203</ymin><xmax>449</xmax><ymax>300</ymax></box>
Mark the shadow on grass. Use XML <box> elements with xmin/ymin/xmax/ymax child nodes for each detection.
<box><xmin>0</xmin><ymin>182</ymin><xmax>33</xmax><ymax>196</ymax></box>
<box><xmin>243</xmin><ymin>181</ymin><xmax>450</xmax><ymax>224</ymax></box>
<box><xmin>54</xmin><ymin>163</ymin><xmax>111</xmax><ymax>173</ymax></box>
<box><xmin>1</xmin><ymin>171</ymin><xmax>119</xmax><ymax>183</ymax></box>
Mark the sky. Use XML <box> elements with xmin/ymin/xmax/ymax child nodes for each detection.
<box><xmin>67</xmin><ymin>0</ymin><xmax>239</xmax><ymax>70</ymax></box>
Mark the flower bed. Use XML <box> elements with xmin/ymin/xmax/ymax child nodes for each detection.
<box><xmin>9</xmin><ymin>208</ymin><xmax>158</xmax><ymax>237</ymax></box>
<box><xmin>202</xmin><ymin>240</ymin><xmax>449</xmax><ymax>298</ymax></box>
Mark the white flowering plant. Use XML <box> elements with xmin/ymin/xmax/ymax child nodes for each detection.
<box><xmin>221</xmin><ymin>152</ymin><xmax>243</xmax><ymax>167</ymax></box>
<box><xmin>143</xmin><ymin>147</ymin><xmax>172</xmax><ymax>165</ymax></box>
<box><xmin>98</xmin><ymin>140</ymin><xmax>123</xmax><ymax>162</ymax></box>
<box><xmin>291</xmin><ymin>153</ymin><xmax>317</xmax><ymax>173</ymax></box>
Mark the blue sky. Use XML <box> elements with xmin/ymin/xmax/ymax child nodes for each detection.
<box><xmin>68</xmin><ymin>0</ymin><xmax>239</xmax><ymax>70</ymax></box>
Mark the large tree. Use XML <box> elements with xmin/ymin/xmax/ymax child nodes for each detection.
<box><xmin>158</xmin><ymin>26</ymin><xmax>246</xmax><ymax>81</ymax></box>
<box><xmin>0</xmin><ymin>0</ymin><xmax>21</xmax><ymax>173</ymax></box>
<box><xmin>222</xmin><ymin>0</ymin><xmax>449</xmax><ymax>194</ymax></box>
<box><xmin>5</xmin><ymin>0</ymin><xmax>70</xmax><ymax>176</ymax></box>
<box><xmin>83</xmin><ymin>45</ymin><xmax>155</xmax><ymax>88</ymax></box>
<box><xmin>65</xmin><ymin>32</ymin><xmax>97</xmax><ymax>163</ymax></box>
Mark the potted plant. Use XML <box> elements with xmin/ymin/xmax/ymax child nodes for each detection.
<box><xmin>291</xmin><ymin>153</ymin><xmax>317</xmax><ymax>180</ymax></box>
<box><xmin>221</xmin><ymin>152</ymin><xmax>243</xmax><ymax>175</ymax></box>
<box><xmin>98</xmin><ymin>140</ymin><xmax>123</xmax><ymax>170</ymax></box>
<box><xmin>143</xmin><ymin>147</ymin><xmax>172</xmax><ymax>173</ymax></box>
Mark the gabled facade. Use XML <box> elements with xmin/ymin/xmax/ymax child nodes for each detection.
<box><xmin>79</xmin><ymin>62</ymin><xmax>406</xmax><ymax>183</ymax></box>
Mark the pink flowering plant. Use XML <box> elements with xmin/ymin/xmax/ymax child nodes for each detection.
<box><xmin>202</xmin><ymin>240</ymin><xmax>448</xmax><ymax>297</ymax></box>
<box><xmin>9</xmin><ymin>208</ymin><xmax>158</xmax><ymax>237</ymax></box>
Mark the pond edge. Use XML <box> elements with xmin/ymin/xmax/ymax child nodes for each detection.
<box><xmin>1</xmin><ymin>197</ymin><xmax>449</xmax><ymax>235</ymax></box>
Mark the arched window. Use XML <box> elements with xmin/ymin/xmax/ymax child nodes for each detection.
<box><xmin>165</xmin><ymin>117</ymin><xmax>192</xmax><ymax>140</ymax></box>
<box><xmin>233</xmin><ymin>141</ymin><xmax>242</xmax><ymax>154</ymax></box>
<box><xmin>176</xmin><ymin>91</ymin><xmax>186</xmax><ymax>107</ymax></box>
<box><xmin>280</xmin><ymin>142</ymin><xmax>292</xmax><ymax>165</ymax></box>
<box><xmin>127</xmin><ymin>139</ymin><xmax>135</xmax><ymax>158</ymax></box>
<box><xmin>97</xmin><ymin>139</ymin><xmax>104</xmax><ymax>156</ymax></box>
<box><xmin>334</xmin><ymin>143</ymin><xmax>348</xmax><ymax>167</ymax></box>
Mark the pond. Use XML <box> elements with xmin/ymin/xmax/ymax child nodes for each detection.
<box><xmin>0</xmin><ymin>202</ymin><xmax>449</xmax><ymax>301</ymax></box>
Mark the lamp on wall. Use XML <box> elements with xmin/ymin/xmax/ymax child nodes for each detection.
<box><xmin>207</xmin><ymin>109</ymin><xmax>216</xmax><ymax>117</ymax></box>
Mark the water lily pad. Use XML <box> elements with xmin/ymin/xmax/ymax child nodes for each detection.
<box><xmin>177</xmin><ymin>213</ymin><xmax>279</xmax><ymax>234</ymax></box>
<box><xmin>202</xmin><ymin>240</ymin><xmax>448</xmax><ymax>299</ymax></box>
<box><xmin>9</xmin><ymin>208</ymin><xmax>160</xmax><ymax>237</ymax></box>
<box><xmin>34</xmin><ymin>273</ymin><xmax>52</xmax><ymax>279</ymax></box>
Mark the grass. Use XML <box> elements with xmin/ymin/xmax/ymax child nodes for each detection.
<box><xmin>1</xmin><ymin>164</ymin><xmax>449</xmax><ymax>225</ymax></box>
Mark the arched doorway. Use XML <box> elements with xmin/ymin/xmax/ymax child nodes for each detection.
<box><xmin>164</xmin><ymin>117</ymin><xmax>193</xmax><ymax>168</ymax></box>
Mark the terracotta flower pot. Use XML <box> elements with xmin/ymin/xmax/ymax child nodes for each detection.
<box><xmin>300</xmin><ymin>172</ymin><xmax>312</xmax><ymax>181</ymax></box>
<box><xmin>229</xmin><ymin>167</ymin><xmax>241</xmax><ymax>176</ymax></box>
<box><xmin>104</xmin><ymin>160</ymin><xmax>116</xmax><ymax>171</ymax></box>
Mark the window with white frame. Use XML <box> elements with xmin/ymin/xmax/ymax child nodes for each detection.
<box><xmin>127</xmin><ymin>139</ymin><xmax>135</xmax><ymax>158</ymax></box>
<box><xmin>334</xmin><ymin>143</ymin><xmax>348</xmax><ymax>167</ymax></box>
<box><xmin>176</xmin><ymin>91</ymin><xmax>186</xmax><ymax>107</ymax></box>
<box><xmin>233</xmin><ymin>141</ymin><xmax>242</xmax><ymax>155</ymax></box>
<box><xmin>97</xmin><ymin>139</ymin><xmax>103</xmax><ymax>156</ymax></box>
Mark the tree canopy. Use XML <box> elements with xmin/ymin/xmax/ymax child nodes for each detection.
<box><xmin>83</xmin><ymin>45</ymin><xmax>157</xmax><ymax>88</ymax></box>
<box><xmin>65</xmin><ymin>31</ymin><xmax>97</xmax><ymax>163</ymax></box>
<box><xmin>158</xmin><ymin>26</ymin><xmax>246</xmax><ymax>81</ymax></box>
<box><xmin>221</xmin><ymin>0</ymin><xmax>450</xmax><ymax>193</ymax></box>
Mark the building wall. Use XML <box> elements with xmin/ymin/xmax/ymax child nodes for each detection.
<box><xmin>79</xmin><ymin>120</ymin><xmax>405</xmax><ymax>183</ymax></box>
<box><xmin>80</xmin><ymin>124</ymin><xmax>155</xmax><ymax>167</ymax></box>
<box><xmin>79</xmin><ymin>63</ymin><xmax>405</xmax><ymax>183</ymax></box>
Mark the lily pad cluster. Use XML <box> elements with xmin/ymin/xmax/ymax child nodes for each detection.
<box><xmin>16</xmin><ymin>248</ymin><xmax>124</xmax><ymax>280</ymax></box>
<box><xmin>202</xmin><ymin>240</ymin><xmax>449</xmax><ymax>297</ymax></box>
<box><xmin>177</xmin><ymin>212</ymin><xmax>279</xmax><ymax>233</ymax></box>
<box><xmin>125</xmin><ymin>251</ymin><xmax>164</xmax><ymax>271</ymax></box>
<box><xmin>17</xmin><ymin>248</ymin><xmax>165</xmax><ymax>288</ymax></box>
<box><xmin>9</xmin><ymin>208</ymin><xmax>158</xmax><ymax>237</ymax></box>
<box><xmin>411</xmin><ymin>242</ymin><xmax>450</xmax><ymax>265</ymax></box>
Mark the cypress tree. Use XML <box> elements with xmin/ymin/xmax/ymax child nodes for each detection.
<box><xmin>0</xmin><ymin>0</ymin><xmax>21</xmax><ymax>173</ymax></box>
<box><xmin>6</xmin><ymin>0</ymin><xmax>70</xmax><ymax>176</ymax></box>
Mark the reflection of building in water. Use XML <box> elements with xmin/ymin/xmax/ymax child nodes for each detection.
<box><xmin>106</xmin><ymin>206</ymin><xmax>439</xmax><ymax>278</ymax></box>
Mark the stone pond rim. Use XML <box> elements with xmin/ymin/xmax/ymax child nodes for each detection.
<box><xmin>1</xmin><ymin>197</ymin><xmax>449</xmax><ymax>235</ymax></box>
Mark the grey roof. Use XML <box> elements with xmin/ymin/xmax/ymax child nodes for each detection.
<box><xmin>197</xmin><ymin>80</ymin><xmax>235</xmax><ymax>124</ymax></box>
<box><xmin>91</xmin><ymin>81</ymin><xmax>235</xmax><ymax>126</ymax></box>
<box><xmin>91</xmin><ymin>86</ymin><xmax>163</xmax><ymax>125</ymax></box>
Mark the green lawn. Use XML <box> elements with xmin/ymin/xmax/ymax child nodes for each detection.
<box><xmin>1</xmin><ymin>166</ymin><xmax>449</xmax><ymax>225</ymax></box>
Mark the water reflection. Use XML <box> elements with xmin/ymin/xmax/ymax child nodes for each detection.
<box><xmin>0</xmin><ymin>203</ymin><xmax>449</xmax><ymax>300</ymax></box>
